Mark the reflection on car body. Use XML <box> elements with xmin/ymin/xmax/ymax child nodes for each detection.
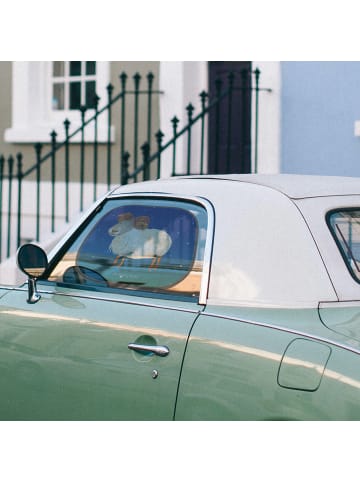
<box><xmin>3</xmin><ymin>173</ymin><xmax>360</xmax><ymax>420</ymax></box>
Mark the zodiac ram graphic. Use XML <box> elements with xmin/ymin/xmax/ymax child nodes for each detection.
<box><xmin>108</xmin><ymin>212</ymin><xmax>172</xmax><ymax>268</ymax></box>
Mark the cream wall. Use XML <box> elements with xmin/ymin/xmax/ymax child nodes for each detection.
<box><xmin>0</xmin><ymin>62</ymin><xmax>12</xmax><ymax>157</ymax></box>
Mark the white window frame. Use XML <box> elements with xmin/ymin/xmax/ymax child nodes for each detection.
<box><xmin>51</xmin><ymin>61</ymin><xmax>97</xmax><ymax>112</ymax></box>
<box><xmin>5</xmin><ymin>61</ymin><xmax>112</xmax><ymax>143</ymax></box>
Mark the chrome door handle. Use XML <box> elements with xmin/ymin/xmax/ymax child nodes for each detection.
<box><xmin>128</xmin><ymin>343</ymin><xmax>170</xmax><ymax>357</ymax></box>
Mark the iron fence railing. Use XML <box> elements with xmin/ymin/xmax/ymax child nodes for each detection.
<box><xmin>121</xmin><ymin>68</ymin><xmax>271</xmax><ymax>184</ymax></box>
<box><xmin>0</xmin><ymin>67</ymin><xmax>270</xmax><ymax>262</ymax></box>
<box><xmin>0</xmin><ymin>71</ymin><xmax>162</xmax><ymax>262</ymax></box>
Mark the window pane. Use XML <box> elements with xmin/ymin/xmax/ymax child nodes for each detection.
<box><xmin>47</xmin><ymin>198</ymin><xmax>208</xmax><ymax>300</ymax></box>
<box><xmin>52</xmin><ymin>83</ymin><xmax>64</xmax><ymax>110</ymax></box>
<box><xmin>86</xmin><ymin>61</ymin><xmax>96</xmax><ymax>75</ymax></box>
<box><xmin>70</xmin><ymin>81</ymin><xmax>81</xmax><ymax>109</ymax></box>
<box><xmin>85</xmin><ymin>81</ymin><xmax>96</xmax><ymax>108</ymax></box>
<box><xmin>70</xmin><ymin>61</ymin><xmax>81</xmax><ymax>76</ymax></box>
<box><xmin>53</xmin><ymin>61</ymin><xmax>64</xmax><ymax>77</ymax></box>
<box><xmin>328</xmin><ymin>209</ymin><xmax>360</xmax><ymax>282</ymax></box>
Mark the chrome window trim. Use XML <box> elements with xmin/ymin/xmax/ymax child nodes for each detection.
<box><xmin>11</xmin><ymin>285</ymin><xmax>203</xmax><ymax>315</ymax></box>
<box><xmin>48</xmin><ymin>192</ymin><xmax>215</xmax><ymax>306</ymax></box>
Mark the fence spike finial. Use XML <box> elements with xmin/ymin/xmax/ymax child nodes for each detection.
<box><xmin>64</xmin><ymin>118</ymin><xmax>71</xmax><ymax>138</ymax></box>
<box><xmin>133</xmin><ymin>72</ymin><xmax>141</xmax><ymax>89</ymax></box>
<box><xmin>121</xmin><ymin>151</ymin><xmax>130</xmax><ymax>185</ymax></box>
<box><xmin>199</xmin><ymin>90</ymin><xmax>208</xmax><ymax>105</ymax></box>
<box><xmin>120</xmin><ymin>72</ymin><xmax>127</xmax><ymax>90</ymax></box>
<box><xmin>186</xmin><ymin>103</ymin><xmax>195</xmax><ymax>122</ymax></box>
<box><xmin>147</xmin><ymin>72</ymin><xmax>154</xmax><ymax>85</ymax></box>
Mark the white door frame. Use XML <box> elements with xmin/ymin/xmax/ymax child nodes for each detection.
<box><xmin>159</xmin><ymin>61</ymin><xmax>281</xmax><ymax>176</ymax></box>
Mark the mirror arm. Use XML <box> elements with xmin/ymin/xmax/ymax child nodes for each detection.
<box><xmin>27</xmin><ymin>277</ymin><xmax>41</xmax><ymax>304</ymax></box>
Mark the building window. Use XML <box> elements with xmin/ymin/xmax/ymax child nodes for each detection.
<box><xmin>4</xmin><ymin>61</ymin><xmax>111</xmax><ymax>143</ymax></box>
<box><xmin>52</xmin><ymin>61</ymin><xmax>97</xmax><ymax>111</ymax></box>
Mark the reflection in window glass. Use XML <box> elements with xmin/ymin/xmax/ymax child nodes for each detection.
<box><xmin>328</xmin><ymin>209</ymin><xmax>360</xmax><ymax>281</ymax></box>
<box><xmin>48</xmin><ymin>198</ymin><xmax>208</xmax><ymax>300</ymax></box>
<box><xmin>52</xmin><ymin>83</ymin><xmax>64</xmax><ymax>110</ymax></box>
<box><xmin>53</xmin><ymin>61</ymin><xmax>64</xmax><ymax>77</ymax></box>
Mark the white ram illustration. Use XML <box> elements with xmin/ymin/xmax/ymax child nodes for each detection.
<box><xmin>109</xmin><ymin>214</ymin><xmax>172</xmax><ymax>268</ymax></box>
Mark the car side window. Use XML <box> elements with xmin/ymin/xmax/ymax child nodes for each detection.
<box><xmin>47</xmin><ymin>197</ymin><xmax>208</xmax><ymax>300</ymax></box>
<box><xmin>327</xmin><ymin>208</ymin><xmax>360</xmax><ymax>283</ymax></box>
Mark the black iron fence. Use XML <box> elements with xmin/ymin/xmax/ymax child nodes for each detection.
<box><xmin>0</xmin><ymin>67</ymin><xmax>270</xmax><ymax>262</ymax></box>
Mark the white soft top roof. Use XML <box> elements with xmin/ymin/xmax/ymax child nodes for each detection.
<box><xmin>112</xmin><ymin>174</ymin><xmax>360</xmax><ymax>199</ymax></box>
<box><xmin>110</xmin><ymin>173</ymin><xmax>360</xmax><ymax>306</ymax></box>
<box><xmin>171</xmin><ymin>174</ymin><xmax>360</xmax><ymax>199</ymax></box>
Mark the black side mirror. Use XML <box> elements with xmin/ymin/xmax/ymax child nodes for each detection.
<box><xmin>17</xmin><ymin>244</ymin><xmax>48</xmax><ymax>303</ymax></box>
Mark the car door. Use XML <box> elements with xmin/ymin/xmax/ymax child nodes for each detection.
<box><xmin>0</xmin><ymin>195</ymin><xmax>211</xmax><ymax>421</ymax></box>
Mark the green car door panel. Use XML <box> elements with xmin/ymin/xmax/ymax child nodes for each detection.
<box><xmin>319</xmin><ymin>302</ymin><xmax>360</xmax><ymax>343</ymax></box>
<box><xmin>175</xmin><ymin>307</ymin><xmax>360</xmax><ymax>420</ymax></box>
<box><xmin>0</xmin><ymin>285</ymin><xmax>200</xmax><ymax>420</ymax></box>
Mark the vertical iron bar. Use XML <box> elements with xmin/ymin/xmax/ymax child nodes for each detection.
<box><xmin>107</xmin><ymin>83</ymin><xmax>113</xmax><ymax>190</ymax></box>
<box><xmin>120</xmin><ymin>72</ymin><xmax>127</xmax><ymax>183</ymax></box>
<box><xmin>121</xmin><ymin>151</ymin><xmax>130</xmax><ymax>185</ymax></box>
<box><xmin>93</xmin><ymin>94</ymin><xmax>99</xmax><ymax>201</ymax></box>
<box><xmin>186</xmin><ymin>103</ymin><xmax>194</xmax><ymax>175</ymax></box>
<box><xmin>254</xmin><ymin>68</ymin><xmax>260</xmax><ymax>174</ymax></box>
<box><xmin>7</xmin><ymin>156</ymin><xmax>14</xmax><ymax>258</ymax></box>
<box><xmin>199</xmin><ymin>91</ymin><xmax>208</xmax><ymax>175</ymax></box>
<box><xmin>0</xmin><ymin>155</ymin><xmax>4</xmax><ymax>262</ymax></box>
<box><xmin>133</xmin><ymin>73</ymin><xmax>141</xmax><ymax>182</ymax></box>
<box><xmin>214</xmin><ymin>78</ymin><xmax>222</xmax><ymax>174</ymax></box>
<box><xmin>16</xmin><ymin>153</ymin><xmax>23</xmax><ymax>248</ymax></box>
<box><xmin>34</xmin><ymin>143</ymin><xmax>42</xmax><ymax>242</ymax></box>
<box><xmin>241</xmin><ymin>68</ymin><xmax>250</xmax><ymax>173</ymax></box>
<box><xmin>171</xmin><ymin>116</ymin><xmax>179</xmax><ymax>176</ymax></box>
<box><xmin>141</xmin><ymin>142</ymin><xmax>150</xmax><ymax>181</ymax></box>
<box><xmin>50</xmin><ymin>130</ymin><xmax>57</xmax><ymax>233</ymax></box>
<box><xmin>147</xmin><ymin>72</ymin><xmax>154</xmax><ymax>149</ymax></box>
<box><xmin>226</xmin><ymin>72</ymin><xmax>234</xmax><ymax>173</ymax></box>
<box><xmin>79</xmin><ymin>106</ymin><xmax>86</xmax><ymax>212</ymax></box>
<box><xmin>64</xmin><ymin>119</ymin><xmax>70</xmax><ymax>223</ymax></box>
<box><xmin>155</xmin><ymin>130</ymin><xmax>164</xmax><ymax>179</ymax></box>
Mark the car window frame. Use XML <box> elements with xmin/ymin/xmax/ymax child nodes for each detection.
<box><xmin>43</xmin><ymin>193</ymin><xmax>215</xmax><ymax>305</ymax></box>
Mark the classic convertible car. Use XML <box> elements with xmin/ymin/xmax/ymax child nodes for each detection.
<box><xmin>1</xmin><ymin>173</ymin><xmax>360</xmax><ymax>420</ymax></box>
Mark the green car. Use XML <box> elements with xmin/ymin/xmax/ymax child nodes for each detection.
<box><xmin>1</xmin><ymin>173</ymin><xmax>360</xmax><ymax>420</ymax></box>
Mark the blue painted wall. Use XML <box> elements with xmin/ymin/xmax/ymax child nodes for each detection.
<box><xmin>281</xmin><ymin>62</ymin><xmax>360</xmax><ymax>176</ymax></box>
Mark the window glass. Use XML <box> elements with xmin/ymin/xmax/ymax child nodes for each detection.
<box><xmin>70</xmin><ymin>82</ymin><xmax>81</xmax><ymax>109</ymax></box>
<box><xmin>85</xmin><ymin>81</ymin><xmax>96</xmax><ymax>108</ymax></box>
<box><xmin>328</xmin><ymin>209</ymin><xmax>360</xmax><ymax>282</ymax></box>
<box><xmin>47</xmin><ymin>198</ymin><xmax>208</xmax><ymax>300</ymax></box>
<box><xmin>53</xmin><ymin>61</ymin><xmax>64</xmax><ymax>77</ymax></box>
<box><xmin>51</xmin><ymin>61</ymin><xmax>97</xmax><ymax>111</ymax></box>
<box><xmin>86</xmin><ymin>61</ymin><xmax>96</xmax><ymax>75</ymax></box>
<box><xmin>52</xmin><ymin>83</ymin><xmax>64</xmax><ymax>110</ymax></box>
<box><xmin>70</xmin><ymin>61</ymin><xmax>81</xmax><ymax>76</ymax></box>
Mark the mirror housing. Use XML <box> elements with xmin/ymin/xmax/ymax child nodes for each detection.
<box><xmin>17</xmin><ymin>244</ymin><xmax>48</xmax><ymax>303</ymax></box>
